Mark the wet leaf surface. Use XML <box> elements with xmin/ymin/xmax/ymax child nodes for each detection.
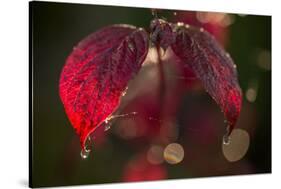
<box><xmin>59</xmin><ymin>25</ymin><xmax>149</xmax><ymax>148</ymax></box>
<box><xmin>171</xmin><ymin>24</ymin><xmax>242</xmax><ymax>134</ymax></box>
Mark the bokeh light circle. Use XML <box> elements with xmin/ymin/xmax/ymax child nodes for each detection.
<box><xmin>222</xmin><ymin>128</ymin><xmax>250</xmax><ymax>162</ymax></box>
<box><xmin>163</xmin><ymin>143</ymin><xmax>184</xmax><ymax>164</ymax></box>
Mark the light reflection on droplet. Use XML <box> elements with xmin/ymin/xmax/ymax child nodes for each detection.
<box><xmin>122</xmin><ymin>87</ymin><xmax>128</xmax><ymax>97</ymax></box>
<box><xmin>163</xmin><ymin>143</ymin><xmax>184</xmax><ymax>164</ymax></box>
<box><xmin>80</xmin><ymin>137</ymin><xmax>92</xmax><ymax>159</ymax></box>
<box><xmin>223</xmin><ymin>134</ymin><xmax>231</xmax><ymax>145</ymax></box>
<box><xmin>80</xmin><ymin>148</ymin><xmax>90</xmax><ymax>159</ymax></box>
<box><xmin>147</xmin><ymin>145</ymin><xmax>164</xmax><ymax>165</ymax></box>
<box><xmin>104</xmin><ymin>123</ymin><xmax>111</xmax><ymax>131</ymax></box>
<box><xmin>222</xmin><ymin>129</ymin><xmax>250</xmax><ymax>162</ymax></box>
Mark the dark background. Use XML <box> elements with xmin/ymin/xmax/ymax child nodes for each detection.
<box><xmin>30</xmin><ymin>1</ymin><xmax>271</xmax><ymax>187</ymax></box>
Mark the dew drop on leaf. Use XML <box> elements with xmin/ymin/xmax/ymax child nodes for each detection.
<box><xmin>121</xmin><ymin>87</ymin><xmax>128</xmax><ymax>97</ymax></box>
<box><xmin>223</xmin><ymin>125</ymin><xmax>231</xmax><ymax>145</ymax></box>
<box><xmin>103</xmin><ymin>112</ymin><xmax>139</xmax><ymax>132</ymax></box>
<box><xmin>223</xmin><ymin>134</ymin><xmax>231</xmax><ymax>145</ymax></box>
<box><xmin>104</xmin><ymin>121</ymin><xmax>112</xmax><ymax>131</ymax></box>
<box><xmin>80</xmin><ymin>137</ymin><xmax>92</xmax><ymax>159</ymax></box>
<box><xmin>80</xmin><ymin>148</ymin><xmax>90</xmax><ymax>159</ymax></box>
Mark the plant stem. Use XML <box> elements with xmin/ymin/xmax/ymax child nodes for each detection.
<box><xmin>156</xmin><ymin>46</ymin><xmax>166</xmax><ymax>106</ymax></box>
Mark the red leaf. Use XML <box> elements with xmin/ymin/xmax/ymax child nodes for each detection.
<box><xmin>59</xmin><ymin>25</ymin><xmax>149</xmax><ymax>149</ymax></box>
<box><xmin>171</xmin><ymin>24</ymin><xmax>242</xmax><ymax>135</ymax></box>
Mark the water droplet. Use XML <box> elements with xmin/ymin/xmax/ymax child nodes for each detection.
<box><xmin>122</xmin><ymin>87</ymin><xmax>128</xmax><ymax>97</ymax></box>
<box><xmin>104</xmin><ymin>122</ymin><xmax>112</xmax><ymax>131</ymax></box>
<box><xmin>223</xmin><ymin>134</ymin><xmax>231</xmax><ymax>145</ymax></box>
<box><xmin>103</xmin><ymin>112</ymin><xmax>139</xmax><ymax>132</ymax></box>
<box><xmin>173</xmin><ymin>12</ymin><xmax>177</xmax><ymax>16</ymax></box>
<box><xmin>200</xmin><ymin>28</ymin><xmax>204</xmax><ymax>32</ymax></box>
<box><xmin>185</xmin><ymin>24</ymin><xmax>190</xmax><ymax>29</ymax></box>
<box><xmin>223</xmin><ymin>125</ymin><xmax>231</xmax><ymax>145</ymax></box>
<box><xmin>80</xmin><ymin>148</ymin><xmax>90</xmax><ymax>159</ymax></box>
<box><xmin>80</xmin><ymin>137</ymin><xmax>92</xmax><ymax>159</ymax></box>
<box><xmin>103</xmin><ymin>117</ymin><xmax>113</xmax><ymax>131</ymax></box>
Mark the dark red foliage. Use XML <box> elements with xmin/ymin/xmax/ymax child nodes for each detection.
<box><xmin>59</xmin><ymin>18</ymin><xmax>242</xmax><ymax>150</ymax></box>
<box><xmin>171</xmin><ymin>24</ymin><xmax>242</xmax><ymax>134</ymax></box>
<box><xmin>59</xmin><ymin>25</ymin><xmax>149</xmax><ymax>149</ymax></box>
<box><xmin>150</xmin><ymin>19</ymin><xmax>175</xmax><ymax>50</ymax></box>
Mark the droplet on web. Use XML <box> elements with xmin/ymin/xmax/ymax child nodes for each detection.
<box><xmin>103</xmin><ymin>116</ymin><xmax>113</xmax><ymax>131</ymax></box>
<box><xmin>104</xmin><ymin>112</ymin><xmax>138</xmax><ymax>132</ymax></box>
<box><xmin>104</xmin><ymin>122</ymin><xmax>112</xmax><ymax>131</ymax></box>
<box><xmin>121</xmin><ymin>87</ymin><xmax>128</xmax><ymax>97</ymax></box>
<box><xmin>222</xmin><ymin>129</ymin><xmax>250</xmax><ymax>162</ymax></box>
<box><xmin>163</xmin><ymin>143</ymin><xmax>184</xmax><ymax>164</ymax></box>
